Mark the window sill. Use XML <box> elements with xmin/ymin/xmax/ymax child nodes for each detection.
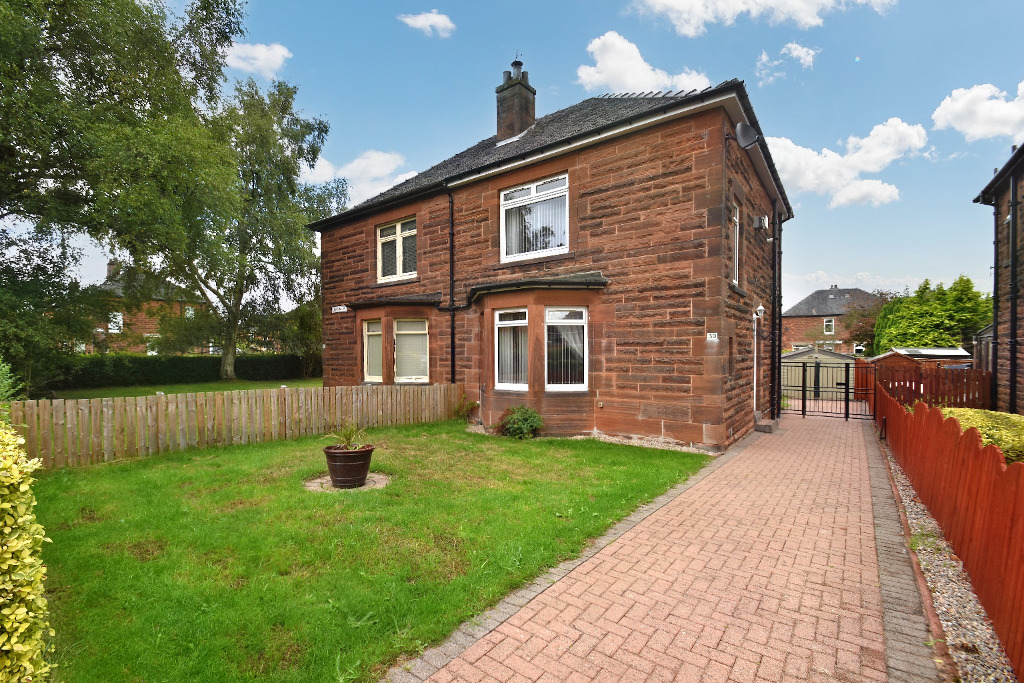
<box><xmin>494</xmin><ymin>251</ymin><xmax>575</xmax><ymax>270</ymax></box>
<box><xmin>728</xmin><ymin>281</ymin><xmax>748</xmax><ymax>297</ymax></box>
<box><xmin>371</xmin><ymin>276</ymin><xmax>420</xmax><ymax>289</ymax></box>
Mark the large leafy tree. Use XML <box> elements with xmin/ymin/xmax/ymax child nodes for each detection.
<box><xmin>873</xmin><ymin>276</ymin><xmax>991</xmax><ymax>355</ymax></box>
<box><xmin>150</xmin><ymin>80</ymin><xmax>345</xmax><ymax>378</ymax></box>
<box><xmin>1</xmin><ymin>0</ymin><xmax>245</xmax><ymax>234</ymax></box>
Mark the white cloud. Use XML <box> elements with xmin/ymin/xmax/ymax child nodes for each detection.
<box><xmin>225</xmin><ymin>42</ymin><xmax>292</xmax><ymax>79</ymax></box>
<box><xmin>304</xmin><ymin>151</ymin><xmax>418</xmax><ymax>206</ymax></box>
<box><xmin>634</xmin><ymin>0</ymin><xmax>894</xmax><ymax>37</ymax></box>
<box><xmin>756</xmin><ymin>42</ymin><xmax>818</xmax><ymax>87</ymax></box>
<box><xmin>576</xmin><ymin>31</ymin><xmax>710</xmax><ymax>93</ymax></box>
<box><xmin>781</xmin><ymin>42</ymin><xmax>818</xmax><ymax>68</ymax></box>
<box><xmin>767</xmin><ymin>117</ymin><xmax>927</xmax><ymax>208</ymax></box>
<box><xmin>755</xmin><ymin>51</ymin><xmax>784</xmax><ymax>87</ymax></box>
<box><xmin>932</xmin><ymin>79</ymin><xmax>1024</xmax><ymax>144</ymax></box>
<box><xmin>398</xmin><ymin>9</ymin><xmax>456</xmax><ymax>38</ymax></box>
<box><xmin>783</xmin><ymin>271</ymin><xmax>922</xmax><ymax>308</ymax></box>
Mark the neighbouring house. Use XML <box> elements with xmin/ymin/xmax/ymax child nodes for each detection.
<box><xmin>312</xmin><ymin>62</ymin><xmax>792</xmax><ymax>449</ymax></box>
<box><xmin>870</xmin><ymin>347</ymin><xmax>973</xmax><ymax>371</ymax></box>
<box><xmin>975</xmin><ymin>144</ymin><xmax>1024</xmax><ymax>415</ymax></box>
<box><xmin>91</xmin><ymin>260</ymin><xmax>206</xmax><ymax>354</ymax></box>
<box><xmin>782</xmin><ymin>285</ymin><xmax>880</xmax><ymax>354</ymax></box>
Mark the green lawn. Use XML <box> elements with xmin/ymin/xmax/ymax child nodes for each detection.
<box><xmin>34</xmin><ymin>421</ymin><xmax>707</xmax><ymax>682</ymax></box>
<box><xmin>53</xmin><ymin>377</ymin><xmax>323</xmax><ymax>400</ymax></box>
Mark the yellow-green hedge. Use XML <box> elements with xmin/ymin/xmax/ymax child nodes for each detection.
<box><xmin>942</xmin><ymin>408</ymin><xmax>1024</xmax><ymax>464</ymax></box>
<box><xmin>0</xmin><ymin>423</ymin><xmax>53</xmax><ymax>681</ymax></box>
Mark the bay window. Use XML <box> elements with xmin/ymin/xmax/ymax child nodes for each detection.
<box><xmin>545</xmin><ymin>307</ymin><xmax>587</xmax><ymax>391</ymax></box>
<box><xmin>500</xmin><ymin>175</ymin><xmax>568</xmax><ymax>262</ymax></box>
<box><xmin>495</xmin><ymin>309</ymin><xmax>528</xmax><ymax>390</ymax></box>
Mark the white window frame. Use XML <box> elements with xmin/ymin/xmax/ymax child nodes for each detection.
<box><xmin>731</xmin><ymin>204</ymin><xmax>740</xmax><ymax>284</ymax></box>
<box><xmin>376</xmin><ymin>218</ymin><xmax>417</xmax><ymax>283</ymax></box>
<box><xmin>184</xmin><ymin>305</ymin><xmax>195</xmax><ymax>319</ymax></box>
<box><xmin>495</xmin><ymin>308</ymin><xmax>529</xmax><ymax>391</ymax></box>
<box><xmin>824</xmin><ymin>318</ymin><xmax>835</xmax><ymax>335</ymax></box>
<box><xmin>363</xmin><ymin>320</ymin><xmax>383</xmax><ymax>383</ymax></box>
<box><xmin>394</xmin><ymin>319</ymin><xmax>429</xmax><ymax>384</ymax></box>
<box><xmin>109</xmin><ymin>311</ymin><xmax>124</xmax><ymax>334</ymax></box>
<box><xmin>544</xmin><ymin>306</ymin><xmax>588</xmax><ymax>392</ymax></box>
<box><xmin>500</xmin><ymin>174</ymin><xmax>569</xmax><ymax>263</ymax></box>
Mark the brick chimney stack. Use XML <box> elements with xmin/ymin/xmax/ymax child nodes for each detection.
<box><xmin>107</xmin><ymin>259</ymin><xmax>120</xmax><ymax>280</ymax></box>
<box><xmin>495</xmin><ymin>60</ymin><xmax>536</xmax><ymax>141</ymax></box>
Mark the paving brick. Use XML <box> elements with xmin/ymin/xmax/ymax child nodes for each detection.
<box><xmin>412</xmin><ymin>417</ymin><xmax>944</xmax><ymax>683</ymax></box>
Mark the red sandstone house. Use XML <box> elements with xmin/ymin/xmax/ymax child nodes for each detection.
<box><xmin>975</xmin><ymin>145</ymin><xmax>1024</xmax><ymax>415</ymax></box>
<box><xmin>312</xmin><ymin>63</ymin><xmax>792</xmax><ymax>449</ymax></box>
<box><xmin>781</xmin><ymin>285</ymin><xmax>880</xmax><ymax>354</ymax></box>
<box><xmin>90</xmin><ymin>261</ymin><xmax>205</xmax><ymax>354</ymax></box>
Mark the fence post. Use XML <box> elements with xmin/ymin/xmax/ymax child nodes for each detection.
<box><xmin>801</xmin><ymin>363</ymin><xmax>807</xmax><ymax>417</ymax></box>
<box><xmin>844</xmin><ymin>363</ymin><xmax>851</xmax><ymax>421</ymax></box>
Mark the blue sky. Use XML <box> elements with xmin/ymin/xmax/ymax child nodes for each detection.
<box><xmin>78</xmin><ymin>0</ymin><xmax>1024</xmax><ymax>308</ymax></box>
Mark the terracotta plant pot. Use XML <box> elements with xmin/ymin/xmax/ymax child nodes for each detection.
<box><xmin>323</xmin><ymin>444</ymin><xmax>374</xmax><ymax>488</ymax></box>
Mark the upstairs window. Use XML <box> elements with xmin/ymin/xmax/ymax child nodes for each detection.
<box><xmin>500</xmin><ymin>175</ymin><xmax>568</xmax><ymax>262</ymax></box>
<box><xmin>495</xmin><ymin>309</ymin><xmax>529</xmax><ymax>391</ymax></box>
<box><xmin>109</xmin><ymin>312</ymin><xmax>124</xmax><ymax>334</ymax></box>
<box><xmin>545</xmin><ymin>307</ymin><xmax>587</xmax><ymax>391</ymax></box>
<box><xmin>377</xmin><ymin>218</ymin><xmax>417</xmax><ymax>282</ymax></box>
<box><xmin>824</xmin><ymin>318</ymin><xmax>835</xmax><ymax>335</ymax></box>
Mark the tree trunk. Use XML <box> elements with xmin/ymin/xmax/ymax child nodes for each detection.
<box><xmin>220</xmin><ymin>327</ymin><xmax>238</xmax><ymax>379</ymax></box>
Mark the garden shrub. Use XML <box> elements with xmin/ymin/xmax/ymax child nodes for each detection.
<box><xmin>942</xmin><ymin>408</ymin><xmax>1024</xmax><ymax>464</ymax></box>
<box><xmin>0</xmin><ymin>358</ymin><xmax>21</xmax><ymax>425</ymax></box>
<box><xmin>54</xmin><ymin>353</ymin><xmax>312</xmax><ymax>390</ymax></box>
<box><xmin>453</xmin><ymin>393</ymin><xmax>479</xmax><ymax>422</ymax></box>
<box><xmin>496</xmin><ymin>405</ymin><xmax>544</xmax><ymax>440</ymax></box>
<box><xmin>0</xmin><ymin>423</ymin><xmax>53</xmax><ymax>681</ymax></box>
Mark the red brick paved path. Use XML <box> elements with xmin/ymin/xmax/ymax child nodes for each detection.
<box><xmin>386</xmin><ymin>416</ymin><xmax>942</xmax><ymax>682</ymax></box>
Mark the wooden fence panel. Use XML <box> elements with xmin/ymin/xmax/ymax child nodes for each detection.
<box><xmin>876</xmin><ymin>383</ymin><xmax>1024</xmax><ymax>679</ymax></box>
<box><xmin>9</xmin><ymin>384</ymin><xmax>461</xmax><ymax>471</ymax></box>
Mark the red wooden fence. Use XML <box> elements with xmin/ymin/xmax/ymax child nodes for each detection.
<box><xmin>876</xmin><ymin>366</ymin><xmax>991</xmax><ymax>409</ymax></box>
<box><xmin>875</xmin><ymin>384</ymin><xmax>1024</xmax><ymax>677</ymax></box>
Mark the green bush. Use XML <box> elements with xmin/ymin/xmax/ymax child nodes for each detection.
<box><xmin>0</xmin><ymin>358</ymin><xmax>22</xmax><ymax>425</ymax></box>
<box><xmin>0</xmin><ymin>423</ymin><xmax>53</xmax><ymax>681</ymax></box>
<box><xmin>53</xmin><ymin>353</ymin><xmax>312</xmax><ymax>390</ymax></box>
<box><xmin>496</xmin><ymin>405</ymin><xmax>544</xmax><ymax>440</ymax></box>
<box><xmin>942</xmin><ymin>408</ymin><xmax>1024</xmax><ymax>464</ymax></box>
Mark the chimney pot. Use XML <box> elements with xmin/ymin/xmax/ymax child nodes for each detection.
<box><xmin>512</xmin><ymin>60</ymin><xmax>523</xmax><ymax>79</ymax></box>
<box><xmin>107</xmin><ymin>259</ymin><xmax>120</xmax><ymax>279</ymax></box>
<box><xmin>503</xmin><ymin>70</ymin><xmax>512</xmax><ymax>84</ymax></box>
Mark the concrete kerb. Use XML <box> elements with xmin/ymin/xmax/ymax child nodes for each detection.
<box><xmin>380</xmin><ymin>430</ymin><xmax>765</xmax><ymax>682</ymax></box>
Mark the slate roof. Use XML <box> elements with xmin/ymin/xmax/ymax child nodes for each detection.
<box><xmin>782</xmin><ymin>287</ymin><xmax>880</xmax><ymax>317</ymax></box>
<box><xmin>96</xmin><ymin>274</ymin><xmax>203</xmax><ymax>304</ymax></box>
<box><xmin>310</xmin><ymin>79</ymin><xmax>792</xmax><ymax>231</ymax></box>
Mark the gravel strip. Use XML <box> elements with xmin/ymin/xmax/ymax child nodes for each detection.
<box><xmin>884</xmin><ymin>446</ymin><xmax>1017</xmax><ymax>682</ymax></box>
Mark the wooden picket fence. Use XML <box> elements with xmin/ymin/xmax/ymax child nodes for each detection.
<box><xmin>8</xmin><ymin>384</ymin><xmax>464</xmax><ymax>469</ymax></box>
<box><xmin>876</xmin><ymin>366</ymin><xmax>991</xmax><ymax>409</ymax></box>
<box><xmin>875</xmin><ymin>384</ymin><xmax>1024</xmax><ymax>678</ymax></box>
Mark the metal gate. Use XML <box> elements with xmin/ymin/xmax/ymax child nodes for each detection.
<box><xmin>781</xmin><ymin>361</ymin><xmax>875</xmax><ymax>420</ymax></box>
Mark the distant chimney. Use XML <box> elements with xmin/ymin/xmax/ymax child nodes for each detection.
<box><xmin>496</xmin><ymin>59</ymin><xmax>536</xmax><ymax>141</ymax></box>
<box><xmin>107</xmin><ymin>259</ymin><xmax>120</xmax><ymax>279</ymax></box>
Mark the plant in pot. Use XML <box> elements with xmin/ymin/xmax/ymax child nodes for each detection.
<box><xmin>322</xmin><ymin>422</ymin><xmax>374</xmax><ymax>489</ymax></box>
